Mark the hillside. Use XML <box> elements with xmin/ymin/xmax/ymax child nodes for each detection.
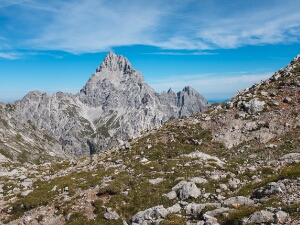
<box><xmin>0</xmin><ymin>55</ymin><xmax>300</xmax><ymax>224</ymax></box>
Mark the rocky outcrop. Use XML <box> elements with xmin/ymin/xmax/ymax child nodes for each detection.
<box><xmin>11</xmin><ymin>52</ymin><xmax>209</xmax><ymax>157</ymax></box>
<box><xmin>0</xmin><ymin>101</ymin><xmax>69</xmax><ymax>163</ymax></box>
<box><xmin>202</xmin><ymin>54</ymin><xmax>300</xmax><ymax>148</ymax></box>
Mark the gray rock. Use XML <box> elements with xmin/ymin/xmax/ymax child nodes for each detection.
<box><xmin>205</xmin><ymin>207</ymin><xmax>231</xmax><ymax>217</ymax></box>
<box><xmin>244</xmin><ymin>98</ymin><xmax>265</xmax><ymax>114</ymax></box>
<box><xmin>274</xmin><ymin>210</ymin><xmax>289</xmax><ymax>223</ymax></box>
<box><xmin>252</xmin><ymin>182</ymin><xmax>285</xmax><ymax>199</ymax></box>
<box><xmin>172</xmin><ymin>181</ymin><xmax>188</xmax><ymax>191</ymax></box>
<box><xmin>149</xmin><ymin>178</ymin><xmax>164</xmax><ymax>185</ymax></box>
<box><xmin>178</xmin><ymin>182</ymin><xmax>201</xmax><ymax>200</ymax></box>
<box><xmin>21</xmin><ymin>190</ymin><xmax>33</xmax><ymax>197</ymax></box>
<box><xmin>223</xmin><ymin>196</ymin><xmax>254</xmax><ymax>208</ymax></box>
<box><xmin>190</xmin><ymin>177</ymin><xmax>208</xmax><ymax>184</ymax></box>
<box><xmin>219</xmin><ymin>184</ymin><xmax>227</xmax><ymax>190</ymax></box>
<box><xmin>228</xmin><ymin>178</ymin><xmax>241</xmax><ymax>188</ymax></box>
<box><xmin>131</xmin><ymin>205</ymin><xmax>169</xmax><ymax>224</ymax></box>
<box><xmin>21</xmin><ymin>180</ymin><xmax>33</xmax><ymax>189</ymax></box>
<box><xmin>246</xmin><ymin>210</ymin><xmax>274</xmax><ymax>224</ymax></box>
<box><xmin>203</xmin><ymin>214</ymin><xmax>219</xmax><ymax>225</ymax></box>
<box><xmin>18</xmin><ymin>175</ymin><xmax>27</xmax><ymax>180</ymax></box>
<box><xmin>166</xmin><ymin>191</ymin><xmax>177</xmax><ymax>200</ymax></box>
<box><xmin>185</xmin><ymin>203</ymin><xmax>205</xmax><ymax>216</ymax></box>
<box><xmin>280</xmin><ymin>153</ymin><xmax>300</xmax><ymax>160</ymax></box>
<box><xmin>283</xmin><ymin>97</ymin><xmax>292</xmax><ymax>103</ymax></box>
<box><xmin>104</xmin><ymin>208</ymin><xmax>120</xmax><ymax>220</ymax></box>
<box><xmin>186</xmin><ymin>221</ymin><xmax>205</xmax><ymax>225</ymax></box>
<box><xmin>167</xmin><ymin>203</ymin><xmax>181</xmax><ymax>213</ymax></box>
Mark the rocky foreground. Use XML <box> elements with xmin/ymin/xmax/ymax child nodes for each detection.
<box><xmin>1</xmin><ymin>111</ymin><xmax>300</xmax><ymax>224</ymax></box>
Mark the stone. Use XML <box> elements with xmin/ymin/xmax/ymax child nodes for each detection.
<box><xmin>190</xmin><ymin>177</ymin><xmax>208</xmax><ymax>184</ymax></box>
<box><xmin>131</xmin><ymin>205</ymin><xmax>169</xmax><ymax>224</ymax></box>
<box><xmin>18</xmin><ymin>175</ymin><xmax>27</xmax><ymax>180</ymax></box>
<box><xmin>166</xmin><ymin>191</ymin><xmax>177</xmax><ymax>200</ymax></box>
<box><xmin>148</xmin><ymin>178</ymin><xmax>164</xmax><ymax>185</ymax></box>
<box><xmin>283</xmin><ymin>97</ymin><xmax>292</xmax><ymax>103</ymax></box>
<box><xmin>280</xmin><ymin>153</ymin><xmax>300</xmax><ymax>161</ymax></box>
<box><xmin>274</xmin><ymin>210</ymin><xmax>289</xmax><ymax>223</ymax></box>
<box><xmin>185</xmin><ymin>203</ymin><xmax>205</xmax><ymax>216</ymax></box>
<box><xmin>252</xmin><ymin>182</ymin><xmax>285</xmax><ymax>199</ymax></box>
<box><xmin>244</xmin><ymin>98</ymin><xmax>265</xmax><ymax>114</ymax></box>
<box><xmin>183</xmin><ymin>151</ymin><xmax>224</xmax><ymax>166</ymax></box>
<box><xmin>104</xmin><ymin>208</ymin><xmax>120</xmax><ymax>220</ymax></box>
<box><xmin>228</xmin><ymin>178</ymin><xmax>241</xmax><ymax>188</ymax></box>
<box><xmin>203</xmin><ymin>214</ymin><xmax>219</xmax><ymax>224</ymax></box>
<box><xmin>223</xmin><ymin>196</ymin><xmax>254</xmax><ymax>208</ymax></box>
<box><xmin>21</xmin><ymin>179</ymin><xmax>33</xmax><ymax>188</ymax></box>
<box><xmin>205</xmin><ymin>207</ymin><xmax>231</xmax><ymax>217</ymax></box>
<box><xmin>219</xmin><ymin>184</ymin><xmax>227</xmax><ymax>190</ymax></box>
<box><xmin>172</xmin><ymin>181</ymin><xmax>188</xmax><ymax>191</ymax></box>
<box><xmin>167</xmin><ymin>203</ymin><xmax>181</xmax><ymax>213</ymax></box>
<box><xmin>21</xmin><ymin>190</ymin><xmax>33</xmax><ymax>197</ymax></box>
<box><xmin>178</xmin><ymin>182</ymin><xmax>201</xmax><ymax>200</ymax></box>
<box><xmin>246</xmin><ymin>210</ymin><xmax>274</xmax><ymax>224</ymax></box>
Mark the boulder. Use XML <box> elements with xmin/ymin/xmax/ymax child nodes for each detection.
<box><xmin>283</xmin><ymin>97</ymin><xmax>292</xmax><ymax>103</ymax></box>
<box><xmin>190</xmin><ymin>177</ymin><xmax>207</xmax><ymax>184</ymax></box>
<box><xmin>166</xmin><ymin>191</ymin><xmax>177</xmax><ymax>200</ymax></box>
<box><xmin>21</xmin><ymin>190</ymin><xmax>33</xmax><ymax>197</ymax></box>
<box><xmin>178</xmin><ymin>182</ymin><xmax>201</xmax><ymax>200</ymax></box>
<box><xmin>244</xmin><ymin>98</ymin><xmax>265</xmax><ymax>114</ymax></box>
<box><xmin>245</xmin><ymin>210</ymin><xmax>274</xmax><ymax>224</ymax></box>
<box><xmin>167</xmin><ymin>203</ymin><xmax>181</xmax><ymax>213</ymax></box>
<box><xmin>185</xmin><ymin>203</ymin><xmax>205</xmax><ymax>216</ymax></box>
<box><xmin>252</xmin><ymin>182</ymin><xmax>285</xmax><ymax>199</ymax></box>
<box><xmin>131</xmin><ymin>205</ymin><xmax>169</xmax><ymax>224</ymax></box>
<box><xmin>104</xmin><ymin>208</ymin><xmax>120</xmax><ymax>220</ymax></box>
<box><xmin>223</xmin><ymin>196</ymin><xmax>254</xmax><ymax>208</ymax></box>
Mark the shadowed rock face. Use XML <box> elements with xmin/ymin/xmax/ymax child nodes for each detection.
<box><xmin>11</xmin><ymin>52</ymin><xmax>210</xmax><ymax>157</ymax></box>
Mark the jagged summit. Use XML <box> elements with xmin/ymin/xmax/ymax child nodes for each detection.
<box><xmin>96</xmin><ymin>52</ymin><xmax>133</xmax><ymax>73</ymax></box>
<box><xmin>11</xmin><ymin>52</ymin><xmax>209</xmax><ymax>157</ymax></box>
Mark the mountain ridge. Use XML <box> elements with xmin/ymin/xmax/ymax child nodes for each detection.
<box><xmin>8</xmin><ymin>52</ymin><xmax>209</xmax><ymax>158</ymax></box>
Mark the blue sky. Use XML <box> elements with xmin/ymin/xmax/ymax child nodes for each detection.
<box><xmin>0</xmin><ymin>0</ymin><xmax>300</xmax><ymax>103</ymax></box>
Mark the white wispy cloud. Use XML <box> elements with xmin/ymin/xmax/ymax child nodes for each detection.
<box><xmin>0</xmin><ymin>52</ymin><xmax>22</xmax><ymax>59</ymax></box>
<box><xmin>0</xmin><ymin>0</ymin><xmax>299</xmax><ymax>53</ymax></box>
<box><xmin>143</xmin><ymin>51</ymin><xmax>218</xmax><ymax>56</ymax></box>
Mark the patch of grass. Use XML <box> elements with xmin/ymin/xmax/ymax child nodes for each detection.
<box><xmin>66</xmin><ymin>212</ymin><xmax>88</xmax><ymax>225</ymax></box>
<box><xmin>220</xmin><ymin>206</ymin><xmax>258</xmax><ymax>225</ymax></box>
<box><xmin>160</xmin><ymin>214</ymin><xmax>185</xmax><ymax>225</ymax></box>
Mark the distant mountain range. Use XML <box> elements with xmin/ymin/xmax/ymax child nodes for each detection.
<box><xmin>1</xmin><ymin>52</ymin><xmax>209</xmax><ymax>161</ymax></box>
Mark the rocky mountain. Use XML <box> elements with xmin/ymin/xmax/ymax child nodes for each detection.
<box><xmin>0</xmin><ymin>100</ymin><xmax>70</xmax><ymax>164</ymax></box>
<box><xmin>10</xmin><ymin>52</ymin><xmax>209</xmax><ymax>157</ymax></box>
<box><xmin>1</xmin><ymin>55</ymin><xmax>300</xmax><ymax>224</ymax></box>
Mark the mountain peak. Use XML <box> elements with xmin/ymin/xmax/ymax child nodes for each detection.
<box><xmin>96</xmin><ymin>52</ymin><xmax>133</xmax><ymax>73</ymax></box>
